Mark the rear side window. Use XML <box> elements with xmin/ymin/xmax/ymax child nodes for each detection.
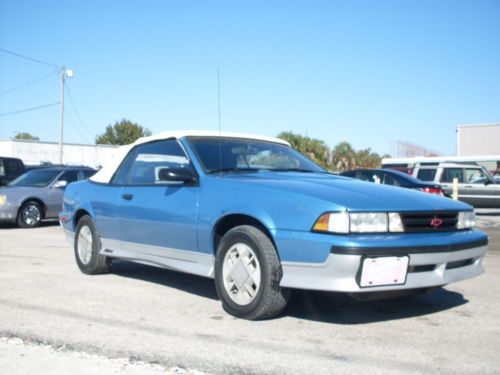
<box><xmin>112</xmin><ymin>140</ymin><xmax>190</xmax><ymax>185</ymax></box>
<box><xmin>0</xmin><ymin>160</ymin><xmax>4</xmax><ymax>177</ymax></box>
<box><xmin>80</xmin><ymin>170</ymin><xmax>96</xmax><ymax>179</ymax></box>
<box><xmin>383</xmin><ymin>174</ymin><xmax>400</xmax><ymax>186</ymax></box>
<box><xmin>359</xmin><ymin>171</ymin><xmax>383</xmax><ymax>183</ymax></box>
<box><xmin>58</xmin><ymin>171</ymin><xmax>79</xmax><ymax>184</ymax></box>
<box><xmin>441</xmin><ymin>168</ymin><xmax>464</xmax><ymax>183</ymax></box>
<box><xmin>417</xmin><ymin>169</ymin><xmax>437</xmax><ymax>181</ymax></box>
<box><xmin>5</xmin><ymin>159</ymin><xmax>21</xmax><ymax>175</ymax></box>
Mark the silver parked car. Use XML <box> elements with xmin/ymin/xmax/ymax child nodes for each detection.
<box><xmin>413</xmin><ymin>163</ymin><xmax>499</xmax><ymax>208</ymax></box>
<box><xmin>0</xmin><ymin>167</ymin><xmax>95</xmax><ymax>227</ymax></box>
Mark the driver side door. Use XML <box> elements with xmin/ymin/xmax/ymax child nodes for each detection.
<box><xmin>110</xmin><ymin>139</ymin><xmax>201</xmax><ymax>268</ymax></box>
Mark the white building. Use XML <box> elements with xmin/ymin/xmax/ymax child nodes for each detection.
<box><xmin>457</xmin><ymin>123</ymin><xmax>500</xmax><ymax>156</ymax></box>
<box><xmin>0</xmin><ymin>139</ymin><xmax>119</xmax><ymax>168</ymax></box>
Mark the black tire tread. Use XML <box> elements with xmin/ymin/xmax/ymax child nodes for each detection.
<box><xmin>75</xmin><ymin>215</ymin><xmax>109</xmax><ymax>275</ymax></box>
<box><xmin>17</xmin><ymin>200</ymin><xmax>42</xmax><ymax>228</ymax></box>
<box><xmin>215</xmin><ymin>225</ymin><xmax>288</xmax><ymax>320</ymax></box>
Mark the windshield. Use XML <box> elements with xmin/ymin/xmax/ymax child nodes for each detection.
<box><xmin>188</xmin><ymin>137</ymin><xmax>327</xmax><ymax>174</ymax></box>
<box><xmin>8</xmin><ymin>169</ymin><xmax>61</xmax><ymax>187</ymax></box>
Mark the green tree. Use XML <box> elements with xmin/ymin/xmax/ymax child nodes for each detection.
<box><xmin>355</xmin><ymin>148</ymin><xmax>382</xmax><ymax>168</ymax></box>
<box><xmin>96</xmin><ymin>119</ymin><xmax>151</xmax><ymax>145</ymax></box>
<box><xmin>14</xmin><ymin>132</ymin><xmax>39</xmax><ymax>141</ymax></box>
<box><xmin>277</xmin><ymin>131</ymin><xmax>330</xmax><ymax>168</ymax></box>
<box><xmin>331</xmin><ymin>141</ymin><xmax>357</xmax><ymax>172</ymax></box>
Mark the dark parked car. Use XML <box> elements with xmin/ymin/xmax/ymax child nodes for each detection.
<box><xmin>0</xmin><ymin>166</ymin><xmax>95</xmax><ymax>227</ymax></box>
<box><xmin>341</xmin><ymin>168</ymin><xmax>444</xmax><ymax>195</ymax></box>
<box><xmin>0</xmin><ymin>157</ymin><xmax>25</xmax><ymax>186</ymax></box>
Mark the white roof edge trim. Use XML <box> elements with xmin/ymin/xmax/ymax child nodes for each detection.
<box><xmin>90</xmin><ymin>130</ymin><xmax>290</xmax><ymax>183</ymax></box>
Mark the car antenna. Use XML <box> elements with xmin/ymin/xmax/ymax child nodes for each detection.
<box><xmin>217</xmin><ymin>67</ymin><xmax>222</xmax><ymax>178</ymax></box>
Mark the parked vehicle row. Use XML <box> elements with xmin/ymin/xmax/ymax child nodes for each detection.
<box><xmin>59</xmin><ymin>131</ymin><xmax>488</xmax><ymax>320</ymax></box>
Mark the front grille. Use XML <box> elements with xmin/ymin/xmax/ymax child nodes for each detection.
<box><xmin>400</xmin><ymin>211</ymin><xmax>459</xmax><ymax>233</ymax></box>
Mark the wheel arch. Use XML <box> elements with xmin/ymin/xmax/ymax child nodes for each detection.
<box><xmin>73</xmin><ymin>208</ymin><xmax>92</xmax><ymax>229</ymax></box>
<box><xmin>18</xmin><ymin>198</ymin><xmax>47</xmax><ymax>219</ymax></box>
<box><xmin>212</xmin><ymin>213</ymin><xmax>278</xmax><ymax>256</ymax></box>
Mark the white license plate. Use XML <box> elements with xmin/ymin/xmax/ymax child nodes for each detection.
<box><xmin>360</xmin><ymin>256</ymin><xmax>409</xmax><ymax>288</ymax></box>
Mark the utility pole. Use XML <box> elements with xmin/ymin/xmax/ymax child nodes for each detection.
<box><xmin>59</xmin><ymin>66</ymin><xmax>73</xmax><ymax>164</ymax></box>
<box><xmin>59</xmin><ymin>66</ymin><xmax>65</xmax><ymax>164</ymax></box>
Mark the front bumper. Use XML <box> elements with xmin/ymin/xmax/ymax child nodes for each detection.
<box><xmin>278</xmin><ymin>233</ymin><xmax>488</xmax><ymax>293</ymax></box>
<box><xmin>0</xmin><ymin>203</ymin><xmax>18</xmax><ymax>222</ymax></box>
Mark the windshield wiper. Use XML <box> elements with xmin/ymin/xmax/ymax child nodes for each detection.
<box><xmin>207</xmin><ymin>167</ymin><xmax>261</xmax><ymax>174</ymax></box>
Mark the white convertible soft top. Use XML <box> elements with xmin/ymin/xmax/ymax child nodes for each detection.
<box><xmin>90</xmin><ymin>130</ymin><xmax>290</xmax><ymax>183</ymax></box>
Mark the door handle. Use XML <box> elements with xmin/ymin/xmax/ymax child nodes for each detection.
<box><xmin>121</xmin><ymin>193</ymin><xmax>134</xmax><ymax>200</ymax></box>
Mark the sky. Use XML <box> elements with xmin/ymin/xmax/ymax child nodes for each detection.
<box><xmin>0</xmin><ymin>0</ymin><xmax>499</xmax><ymax>156</ymax></box>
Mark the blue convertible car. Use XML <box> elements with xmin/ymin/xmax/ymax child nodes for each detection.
<box><xmin>60</xmin><ymin>131</ymin><xmax>488</xmax><ymax>319</ymax></box>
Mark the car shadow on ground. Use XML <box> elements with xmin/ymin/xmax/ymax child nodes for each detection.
<box><xmin>0</xmin><ymin>220</ymin><xmax>60</xmax><ymax>229</ymax></box>
<box><xmin>109</xmin><ymin>260</ymin><xmax>467</xmax><ymax>323</ymax></box>
<box><xmin>110</xmin><ymin>260</ymin><xmax>219</xmax><ymax>301</ymax></box>
<box><xmin>283</xmin><ymin>288</ymin><xmax>468</xmax><ymax>324</ymax></box>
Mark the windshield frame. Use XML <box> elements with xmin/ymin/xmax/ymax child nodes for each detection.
<box><xmin>186</xmin><ymin>136</ymin><xmax>328</xmax><ymax>175</ymax></box>
<box><xmin>8</xmin><ymin>169</ymin><xmax>62</xmax><ymax>187</ymax></box>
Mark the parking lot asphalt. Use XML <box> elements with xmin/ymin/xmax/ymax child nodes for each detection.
<box><xmin>0</xmin><ymin>218</ymin><xmax>499</xmax><ymax>375</ymax></box>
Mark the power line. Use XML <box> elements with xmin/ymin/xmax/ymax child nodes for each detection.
<box><xmin>65</xmin><ymin>83</ymin><xmax>94</xmax><ymax>138</ymax></box>
<box><xmin>0</xmin><ymin>47</ymin><xmax>59</xmax><ymax>69</ymax></box>
<box><xmin>64</xmin><ymin>108</ymin><xmax>91</xmax><ymax>143</ymax></box>
<box><xmin>0</xmin><ymin>102</ymin><xmax>59</xmax><ymax>117</ymax></box>
<box><xmin>0</xmin><ymin>71</ymin><xmax>58</xmax><ymax>96</ymax></box>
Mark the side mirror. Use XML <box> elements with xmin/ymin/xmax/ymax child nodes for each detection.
<box><xmin>53</xmin><ymin>180</ymin><xmax>68</xmax><ymax>189</ymax></box>
<box><xmin>158</xmin><ymin>168</ymin><xmax>196</xmax><ymax>185</ymax></box>
<box><xmin>485</xmin><ymin>179</ymin><xmax>493</xmax><ymax>186</ymax></box>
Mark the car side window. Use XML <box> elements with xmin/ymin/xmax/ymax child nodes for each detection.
<box><xmin>112</xmin><ymin>140</ymin><xmax>191</xmax><ymax>185</ymax></box>
<box><xmin>465</xmin><ymin>168</ymin><xmax>488</xmax><ymax>184</ymax></box>
<box><xmin>79</xmin><ymin>170</ymin><xmax>96</xmax><ymax>180</ymax></box>
<box><xmin>383</xmin><ymin>174</ymin><xmax>400</xmax><ymax>186</ymax></box>
<box><xmin>441</xmin><ymin>168</ymin><xmax>464</xmax><ymax>183</ymax></box>
<box><xmin>58</xmin><ymin>171</ymin><xmax>79</xmax><ymax>184</ymax></box>
<box><xmin>416</xmin><ymin>169</ymin><xmax>437</xmax><ymax>181</ymax></box>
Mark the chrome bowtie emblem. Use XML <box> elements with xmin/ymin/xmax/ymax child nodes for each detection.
<box><xmin>430</xmin><ymin>217</ymin><xmax>443</xmax><ymax>227</ymax></box>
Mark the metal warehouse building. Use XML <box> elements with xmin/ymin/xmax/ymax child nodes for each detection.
<box><xmin>457</xmin><ymin>123</ymin><xmax>500</xmax><ymax>156</ymax></box>
<box><xmin>0</xmin><ymin>139</ymin><xmax>119</xmax><ymax>168</ymax></box>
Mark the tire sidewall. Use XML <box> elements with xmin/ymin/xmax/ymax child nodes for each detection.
<box><xmin>214</xmin><ymin>228</ymin><xmax>272</xmax><ymax>317</ymax></box>
<box><xmin>17</xmin><ymin>201</ymin><xmax>42</xmax><ymax>228</ymax></box>
<box><xmin>74</xmin><ymin>216</ymin><xmax>101</xmax><ymax>273</ymax></box>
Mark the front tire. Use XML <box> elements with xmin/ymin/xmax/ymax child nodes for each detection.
<box><xmin>74</xmin><ymin>215</ymin><xmax>109</xmax><ymax>275</ymax></box>
<box><xmin>214</xmin><ymin>225</ymin><xmax>289</xmax><ymax>320</ymax></box>
<box><xmin>17</xmin><ymin>201</ymin><xmax>42</xmax><ymax>228</ymax></box>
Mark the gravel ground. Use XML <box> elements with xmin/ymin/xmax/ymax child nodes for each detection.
<box><xmin>0</xmin><ymin>216</ymin><xmax>499</xmax><ymax>374</ymax></box>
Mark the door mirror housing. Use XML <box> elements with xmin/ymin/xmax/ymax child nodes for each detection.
<box><xmin>158</xmin><ymin>168</ymin><xmax>196</xmax><ymax>185</ymax></box>
<box><xmin>53</xmin><ymin>180</ymin><xmax>68</xmax><ymax>189</ymax></box>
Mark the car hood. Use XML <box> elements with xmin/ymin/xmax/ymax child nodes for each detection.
<box><xmin>217</xmin><ymin>172</ymin><xmax>471</xmax><ymax>212</ymax></box>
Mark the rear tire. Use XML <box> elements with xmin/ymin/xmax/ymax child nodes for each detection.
<box><xmin>74</xmin><ymin>215</ymin><xmax>109</xmax><ymax>275</ymax></box>
<box><xmin>214</xmin><ymin>225</ymin><xmax>289</xmax><ymax>320</ymax></box>
<box><xmin>17</xmin><ymin>201</ymin><xmax>42</xmax><ymax>228</ymax></box>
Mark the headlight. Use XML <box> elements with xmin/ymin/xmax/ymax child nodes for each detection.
<box><xmin>457</xmin><ymin>211</ymin><xmax>476</xmax><ymax>229</ymax></box>
<box><xmin>0</xmin><ymin>195</ymin><xmax>6</xmax><ymax>206</ymax></box>
<box><xmin>313</xmin><ymin>212</ymin><xmax>404</xmax><ymax>234</ymax></box>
